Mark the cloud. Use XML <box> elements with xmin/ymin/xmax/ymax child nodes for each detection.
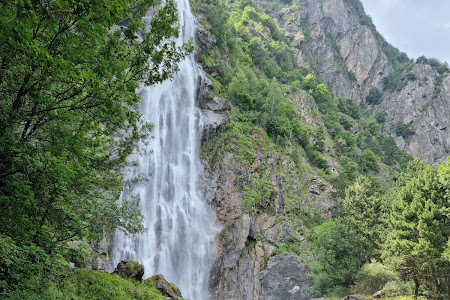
<box><xmin>360</xmin><ymin>0</ymin><xmax>450</xmax><ymax>63</ymax></box>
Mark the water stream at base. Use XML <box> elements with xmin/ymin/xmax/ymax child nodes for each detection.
<box><xmin>113</xmin><ymin>1</ymin><xmax>218</xmax><ymax>299</ymax></box>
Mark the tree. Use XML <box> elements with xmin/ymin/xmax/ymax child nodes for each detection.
<box><xmin>360</xmin><ymin>149</ymin><xmax>380</xmax><ymax>172</ymax></box>
<box><xmin>340</xmin><ymin>176</ymin><xmax>386</xmax><ymax>259</ymax></box>
<box><xmin>366</xmin><ymin>87</ymin><xmax>382</xmax><ymax>105</ymax></box>
<box><xmin>0</xmin><ymin>0</ymin><xmax>190</xmax><ymax>295</ymax></box>
<box><xmin>310</xmin><ymin>219</ymin><xmax>366</xmax><ymax>296</ymax></box>
<box><xmin>394</xmin><ymin>121</ymin><xmax>415</xmax><ymax>138</ymax></box>
<box><xmin>383</xmin><ymin>159</ymin><xmax>450</xmax><ymax>298</ymax></box>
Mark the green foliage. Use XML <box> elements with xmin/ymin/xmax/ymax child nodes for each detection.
<box><xmin>352</xmin><ymin>261</ymin><xmax>398</xmax><ymax>295</ymax></box>
<box><xmin>404</xmin><ymin>72</ymin><xmax>417</xmax><ymax>81</ymax></box>
<box><xmin>0</xmin><ymin>0</ymin><xmax>189</xmax><ymax>295</ymax></box>
<box><xmin>366</xmin><ymin>88</ymin><xmax>382</xmax><ymax>105</ymax></box>
<box><xmin>59</xmin><ymin>270</ymin><xmax>168</xmax><ymax>300</ymax></box>
<box><xmin>310</xmin><ymin>219</ymin><xmax>366</xmax><ymax>297</ymax></box>
<box><xmin>243</xmin><ymin>185</ymin><xmax>259</xmax><ymax>212</ymax></box>
<box><xmin>432</xmin><ymin>75</ymin><xmax>443</xmax><ymax>99</ymax></box>
<box><xmin>394</xmin><ymin>121</ymin><xmax>415</xmax><ymax>138</ymax></box>
<box><xmin>305</xmin><ymin>144</ymin><xmax>328</xmax><ymax>171</ymax></box>
<box><xmin>383</xmin><ymin>159</ymin><xmax>450</xmax><ymax>298</ymax></box>
<box><xmin>64</xmin><ymin>241</ymin><xmax>91</xmax><ymax>268</ymax></box>
<box><xmin>416</xmin><ymin>56</ymin><xmax>450</xmax><ymax>75</ymax></box>
<box><xmin>360</xmin><ymin>149</ymin><xmax>380</xmax><ymax>172</ymax></box>
<box><xmin>337</xmin><ymin>98</ymin><xmax>361</xmax><ymax>119</ymax></box>
<box><xmin>375</xmin><ymin>112</ymin><xmax>387</xmax><ymax>124</ymax></box>
<box><xmin>340</xmin><ymin>176</ymin><xmax>386</xmax><ymax>258</ymax></box>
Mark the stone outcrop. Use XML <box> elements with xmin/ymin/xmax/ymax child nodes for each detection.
<box><xmin>254</xmin><ymin>0</ymin><xmax>449</xmax><ymax>165</ymax></box>
<box><xmin>263</xmin><ymin>0</ymin><xmax>392</xmax><ymax>101</ymax></box>
<box><xmin>373</xmin><ymin>64</ymin><xmax>450</xmax><ymax>166</ymax></box>
<box><xmin>260</xmin><ymin>253</ymin><xmax>310</xmax><ymax>300</ymax></box>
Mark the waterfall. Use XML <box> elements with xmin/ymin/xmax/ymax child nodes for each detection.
<box><xmin>112</xmin><ymin>0</ymin><xmax>218</xmax><ymax>299</ymax></box>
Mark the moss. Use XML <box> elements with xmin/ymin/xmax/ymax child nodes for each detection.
<box><xmin>56</xmin><ymin>269</ymin><xmax>168</xmax><ymax>300</ymax></box>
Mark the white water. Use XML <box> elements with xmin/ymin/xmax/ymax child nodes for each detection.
<box><xmin>113</xmin><ymin>1</ymin><xmax>218</xmax><ymax>299</ymax></box>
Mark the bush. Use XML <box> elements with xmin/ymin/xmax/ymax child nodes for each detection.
<box><xmin>352</xmin><ymin>261</ymin><xmax>397</xmax><ymax>294</ymax></box>
<box><xmin>360</xmin><ymin>149</ymin><xmax>380</xmax><ymax>172</ymax></box>
<box><xmin>374</xmin><ymin>112</ymin><xmax>386</xmax><ymax>124</ymax></box>
<box><xmin>309</xmin><ymin>219</ymin><xmax>366</xmax><ymax>297</ymax></box>
<box><xmin>366</xmin><ymin>88</ymin><xmax>382</xmax><ymax>105</ymax></box>
<box><xmin>394</xmin><ymin>121</ymin><xmax>415</xmax><ymax>138</ymax></box>
<box><xmin>405</xmin><ymin>72</ymin><xmax>417</xmax><ymax>81</ymax></box>
<box><xmin>381</xmin><ymin>280</ymin><xmax>414</xmax><ymax>298</ymax></box>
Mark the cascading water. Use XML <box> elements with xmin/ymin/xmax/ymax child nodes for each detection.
<box><xmin>113</xmin><ymin>0</ymin><xmax>218</xmax><ymax>299</ymax></box>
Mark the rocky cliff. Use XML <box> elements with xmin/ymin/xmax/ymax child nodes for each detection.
<box><xmin>193</xmin><ymin>0</ymin><xmax>449</xmax><ymax>298</ymax></box>
<box><xmin>372</xmin><ymin>63</ymin><xmax>450</xmax><ymax>167</ymax></box>
<box><xmin>253</xmin><ymin>0</ymin><xmax>449</xmax><ymax>166</ymax></box>
<box><xmin>197</xmin><ymin>76</ymin><xmax>335</xmax><ymax>299</ymax></box>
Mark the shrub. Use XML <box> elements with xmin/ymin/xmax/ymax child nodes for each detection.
<box><xmin>374</xmin><ymin>112</ymin><xmax>386</xmax><ymax>124</ymax></box>
<box><xmin>405</xmin><ymin>72</ymin><xmax>417</xmax><ymax>81</ymax></box>
<box><xmin>381</xmin><ymin>280</ymin><xmax>414</xmax><ymax>298</ymax></box>
<box><xmin>360</xmin><ymin>149</ymin><xmax>380</xmax><ymax>172</ymax></box>
<box><xmin>352</xmin><ymin>261</ymin><xmax>397</xmax><ymax>294</ymax></box>
<box><xmin>366</xmin><ymin>88</ymin><xmax>382</xmax><ymax>105</ymax></box>
<box><xmin>394</xmin><ymin>121</ymin><xmax>415</xmax><ymax>138</ymax></box>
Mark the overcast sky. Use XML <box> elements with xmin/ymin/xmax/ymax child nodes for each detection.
<box><xmin>359</xmin><ymin>0</ymin><xmax>450</xmax><ymax>64</ymax></box>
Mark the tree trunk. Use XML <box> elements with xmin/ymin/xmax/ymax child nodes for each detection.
<box><xmin>413</xmin><ymin>276</ymin><xmax>419</xmax><ymax>299</ymax></box>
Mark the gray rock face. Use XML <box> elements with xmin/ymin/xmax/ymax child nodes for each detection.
<box><xmin>201</xmin><ymin>109</ymin><xmax>229</xmax><ymax>139</ymax></box>
<box><xmin>260</xmin><ymin>253</ymin><xmax>310</xmax><ymax>300</ymax></box>
<box><xmin>201</xmin><ymin>141</ymin><xmax>333</xmax><ymax>299</ymax></box>
<box><xmin>255</xmin><ymin>0</ymin><xmax>449</xmax><ymax>165</ymax></box>
<box><xmin>374</xmin><ymin>64</ymin><xmax>450</xmax><ymax>166</ymax></box>
<box><xmin>267</xmin><ymin>0</ymin><xmax>392</xmax><ymax>101</ymax></box>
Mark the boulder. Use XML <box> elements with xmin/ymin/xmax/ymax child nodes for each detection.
<box><xmin>260</xmin><ymin>253</ymin><xmax>310</xmax><ymax>300</ymax></box>
<box><xmin>149</xmin><ymin>274</ymin><xmax>183</xmax><ymax>299</ymax></box>
<box><xmin>113</xmin><ymin>260</ymin><xmax>144</xmax><ymax>281</ymax></box>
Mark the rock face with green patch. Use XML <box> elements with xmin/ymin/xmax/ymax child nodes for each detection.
<box><xmin>200</xmin><ymin>117</ymin><xmax>334</xmax><ymax>299</ymax></box>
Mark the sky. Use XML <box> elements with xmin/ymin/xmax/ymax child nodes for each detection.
<box><xmin>359</xmin><ymin>0</ymin><xmax>450</xmax><ymax>64</ymax></box>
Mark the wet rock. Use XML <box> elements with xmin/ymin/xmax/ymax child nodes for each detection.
<box><xmin>195</xmin><ymin>24</ymin><xmax>215</xmax><ymax>61</ymax></box>
<box><xmin>201</xmin><ymin>109</ymin><xmax>229</xmax><ymax>138</ymax></box>
<box><xmin>113</xmin><ymin>260</ymin><xmax>144</xmax><ymax>281</ymax></box>
<box><xmin>202</xmin><ymin>96</ymin><xmax>231</xmax><ymax>111</ymax></box>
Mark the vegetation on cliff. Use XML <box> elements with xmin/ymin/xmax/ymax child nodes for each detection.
<box><xmin>194</xmin><ymin>0</ymin><xmax>449</xmax><ymax>298</ymax></box>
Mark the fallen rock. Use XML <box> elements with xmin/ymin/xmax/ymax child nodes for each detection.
<box><xmin>113</xmin><ymin>260</ymin><xmax>144</xmax><ymax>281</ymax></box>
<box><xmin>150</xmin><ymin>274</ymin><xmax>183</xmax><ymax>299</ymax></box>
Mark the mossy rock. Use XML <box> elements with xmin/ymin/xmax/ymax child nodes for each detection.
<box><xmin>149</xmin><ymin>274</ymin><xmax>183</xmax><ymax>299</ymax></box>
<box><xmin>113</xmin><ymin>260</ymin><xmax>145</xmax><ymax>281</ymax></box>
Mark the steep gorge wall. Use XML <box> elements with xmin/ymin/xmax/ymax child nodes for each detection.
<box><xmin>197</xmin><ymin>75</ymin><xmax>335</xmax><ymax>299</ymax></box>
<box><xmin>260</xmin><ymin>0</ymin><xmax>392</xmax><ymax>101</ymax></box>
<box><xmin>193</xmin><ymin>0</ymin><xmax>449</xmax><ymax>298</ymax></box>
<box><xmin>372</xmin><ymin>64</ymin><xmax>450</xmax><ymax>167</ymax></box>
<box><xmin>255</xmin><ymin>0</ymin><xmax>449</xmax><ymax>166</ymax></box>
